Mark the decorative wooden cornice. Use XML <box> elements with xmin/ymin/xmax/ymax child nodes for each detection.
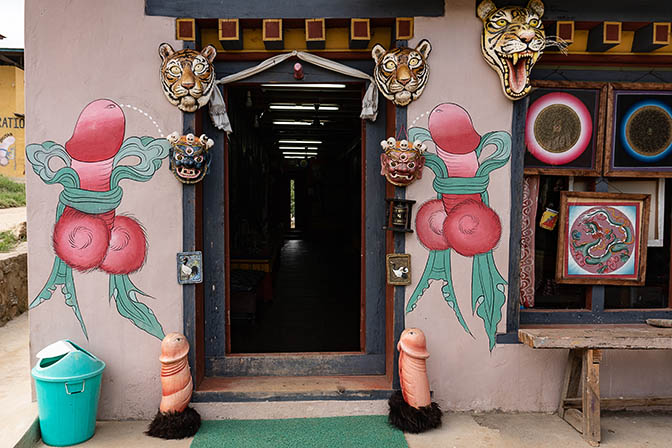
<box><xmin>395</xmin><ymin>18</ymin><xmax>414</xmax><ymax>41</ymax></box>
<box><xmin>556</xmin><ymin>21</ymin><xmax>574</xmax><ymax>44</ymax></box>
<box><xmin>218</xmin><ymin>19</ymin><xmax>243</xmax><ymax>50</ymax></box>
<box><xmin>175</xmin><ymin>18</ymin><xmax>196</xmax><ymax>41</ymax></box>
<box><xmin>633</xmin><ymin>22</ymin><xmax>671</xmax><ymax>52</ymax></box>
<box><xmin>543</xmin><ymin>20</ymin><xmax>672</xmax><ymax>62</ymax></box>
<box><xmin>305</xmin><ymin>19</ymin><xmax>326</xmax><ymax>50</ymax></box>
<box><xmin>349</xmin><ymin>18</ymin><xmax>370</xmax><ymax>49</ymax></box>
<box><xmin>587</xmin><ymin>22</ymin><xmax>621</xmax><ymax>52</ymax></box>
<box><xmin>263</xmin><ymin>19</ymin><xmax>284</xmax><ymax>50</ymax></box>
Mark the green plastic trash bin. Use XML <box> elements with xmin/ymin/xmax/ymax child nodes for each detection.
<box><xmin>31</xmin><ymin>340</ymin><xmax>106</xmax><ymax>446</ymax></box>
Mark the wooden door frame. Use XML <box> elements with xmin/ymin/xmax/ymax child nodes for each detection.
<box><xmin>183</xmin><ymin>56</ymin><xmax>401</xmax><ymax>390</ymax></box>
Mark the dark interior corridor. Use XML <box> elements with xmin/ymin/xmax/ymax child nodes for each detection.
<box><xmin>226</xmin><ymin>83</ymin><xmax>363</xmax><ymax>353</ymax></box>
<box><xmin>231</xmin><ymin>237</ymin><xmax>361</xmax><ymax>353</ymax></box>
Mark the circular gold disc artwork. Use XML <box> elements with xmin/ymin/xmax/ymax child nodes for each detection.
<box><xmin>622</xmin><ymin>102</ymin><xmax>672</xmax><ymax>161</ymax></box>
<box><xmin>534</xmin><ymin>104</ymin><xmax>581</xmax><ymax>154</ymax></box>
<box><xmin>525</xmin><ymin>92</ymin><xmax>593</xmax><ymax>165</ymax></box>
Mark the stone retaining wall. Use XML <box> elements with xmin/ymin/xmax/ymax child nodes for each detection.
<box><xmin>0</xmin><ymin>249</ymin><xmax>27</xmax><ymax>326</ymax></box>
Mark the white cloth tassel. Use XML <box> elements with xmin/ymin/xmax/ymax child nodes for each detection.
<box><xmin>207</xmin><ymin>50</ymin><xmax>378</xmax><ymax>133</ymax></box>
<box><xmin>296</xmin><ymin>51</ymin><xmax>378</xmax><ymax>121</ymax></box>
<box><xmin>208</xmin><ymin>87</ymin><xmax>232</xmax><ymax>133</ymax></box>
<box><xmin>361</xmin><ymin>82</ymin><xmax>378</xmax><ymax>121</ymax></box>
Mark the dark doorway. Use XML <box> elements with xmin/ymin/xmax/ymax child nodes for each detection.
<box><xmin>226</xmin><ymin>83</ymin><xmax>363</xmax><ymax>353</ymax></box>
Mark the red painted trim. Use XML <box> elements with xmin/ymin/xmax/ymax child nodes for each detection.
<box><xmin>360</xmin><ymin>84</ymin><xmax>367</xmax><ymax>352</ymax></box>
<box><xmin>224</xmin><ymin>88</ymin><xmax>232</xmax><ymax>355</ymax></box>
<box><xmin>384</xmin><ymin>99</ymin><xmax>395</xmax><ymax>383</ymax></box>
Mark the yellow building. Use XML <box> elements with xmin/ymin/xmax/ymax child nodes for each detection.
<box><xmin>0</xmin><ymin>63</ymin><xmax>25</xmax><ymax>179</ymax></box>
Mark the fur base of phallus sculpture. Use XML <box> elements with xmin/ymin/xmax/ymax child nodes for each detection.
<box><xmin>388</xmin><ymin>328</ymin><xmax>442</xmax><ymax>433</ymax></box>
<box><xmin>146</xmin><ymin>407</ymin><xmax>201</xmax><ymax>439</ymax></box>
<box><xmin>388</xmin><ymin>390</ymin><xmax>442</xmax><ymax>433</ymax></box>
<box><xmin>146</xmin><ymin>333</ymin><xmax>201</xmax><ymax>439</ymax></box>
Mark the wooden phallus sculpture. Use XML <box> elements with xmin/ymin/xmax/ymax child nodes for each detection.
<box><xmin>293</xmin><ymin>62</ymin><xmax>304</xmax><ymax>80</ymax></box>
<box><xmin>146</xmin><ymin>333</ymin><xmax>201</xmax><ymax>439</ymax></box>
<box><xmin>388</xmin><ymin>328</ymin><xmax>442</xmax><ymax>433</ymax></box>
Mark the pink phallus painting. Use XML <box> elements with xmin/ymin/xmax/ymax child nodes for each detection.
<box><xmin>26</xmin><ymin>99</ymin><xmax>171</xmax><ymax>339</ymax></box>
<box><xmin>407</xmin><ymin>103</ymin><xmax>511</xmax><ymax>351</ymax></box>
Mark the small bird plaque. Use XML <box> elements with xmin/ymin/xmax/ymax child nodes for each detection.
<box><xmin>386</xmin><ymin>253</ymin><xmax>411</xmax><ymax>286</ymax></box>
<box><xmin>177</xmin><ymin>251</ymin><xmax>203</xmax><ymax>285</ymax></box>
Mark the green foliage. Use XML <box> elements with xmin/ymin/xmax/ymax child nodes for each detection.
<box><xmin>0</xmin><ymin>230</ymin><xmax>24</xmax><ymax>252</ymax></box>
<box><xmin>0</xmin><ymin>175</ymin><xmax>26</xmax><ymax>208</ymax></box>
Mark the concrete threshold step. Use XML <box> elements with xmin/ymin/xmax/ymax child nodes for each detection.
<box><xmin>192</xmin><ymin>374</ymin><xmax>392</xmax><ymax>418</ymax></box>
<box><xmin>193</xmin><ymin>399</ymin><xmax>389</xmax><ymax>420</ymax></box>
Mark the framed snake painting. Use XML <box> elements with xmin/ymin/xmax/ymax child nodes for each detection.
<box><xmin>556</xmin><ymin>191</ymin><xmax>650</xmax><ymax>286</ymax></box>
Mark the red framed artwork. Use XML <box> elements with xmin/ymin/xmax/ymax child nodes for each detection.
<box><xmin>556</xmin><ymin>191</ymin><xmax>650</xmax><ymax>286</ymax></box>
<box><xmin>524</xmin><ymin>81</ymin><xmax>607</xmax><ymax>177</ymax></box>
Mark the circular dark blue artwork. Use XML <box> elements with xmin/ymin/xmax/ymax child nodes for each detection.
<box><xmin>620</xmin><ymin>100</ymin><xmax>672</xmax><ymax>162</ymax></box>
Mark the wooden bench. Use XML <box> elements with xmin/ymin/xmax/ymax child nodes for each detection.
<box><xmin>519</xmin><ymin>327</ymin><xmax>672</xmax><ymax>446</ymax></box>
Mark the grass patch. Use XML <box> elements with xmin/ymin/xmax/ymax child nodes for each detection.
<box><xmin>0</xmin><ymin>230</ymin><xmax>23</xmax><ymax>252</ymax></box>
<box><xmin>0</xmin><ymin>175</ymin><xmax>25</xmax><ymax>208</ymax></box>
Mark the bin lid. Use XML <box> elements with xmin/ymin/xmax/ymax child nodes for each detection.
<box><xmin>31</xmin><ymin>340</ymin><xmax>105</xmax><ymax>382</ymax></box>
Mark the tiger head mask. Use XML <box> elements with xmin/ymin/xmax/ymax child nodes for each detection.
<box><xmin>159</xmin><ymin>43</ymin><xmax>217</xmax><ymax>113</ymax></box>
<box><xmin>477</xmin><ymin>0</ymin><xmax>545</xmax><ymax>100</ymax></box>
<box><xmin>371</xmin><ymin>40</ymin><xmax>432</xmax><ymax>107</ymax></box>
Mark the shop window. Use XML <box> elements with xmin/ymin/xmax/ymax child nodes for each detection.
<box><xmin>528</xmin><ymin>175</ymin><xmax>671</xmax><ymax>312</ymax></box>
<box><xmin>502</xmin><ymin>74</ymin><xmax>672</xmax><ymax>334</ymax></box>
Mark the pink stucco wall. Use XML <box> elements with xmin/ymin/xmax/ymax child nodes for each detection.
<box><xmin>406</xmin><ymin>0</ymin><xmax>672</xmax><ymax>412</ymax></box>
<box><xmin>26</xmin><ymin>0</ymin><xmax>182</xmax><ymax>419</ymax></box>
<box><xmin>24</xmin><ymin>0</ymin><xmax>672</xmax><ymax>420</ymax></box>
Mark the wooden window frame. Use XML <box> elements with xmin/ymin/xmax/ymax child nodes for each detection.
<box><xmin>499</xmin><ymin>71</ymin><xmax>672</xmax><ymax>343</ymax></box>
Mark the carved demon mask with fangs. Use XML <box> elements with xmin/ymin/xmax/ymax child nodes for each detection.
<box><xmin>477</xmin><ymin>0</ymin><xmax>546</xmax><ymax>100</ymax></box>
<box><xmin>380</xmin><ymin>137</ymin><xmax>426</xmax><ymax>187</ymax></box>
<box><xmin>167</xmin><ymin>132</ymin><xmax>214</xmax><ymax>184</ymax></box>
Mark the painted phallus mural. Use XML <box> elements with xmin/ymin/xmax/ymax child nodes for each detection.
<box><xmin>26</xmin><ymin>99</ymin><xmax>171</xmax><ymax>340</ymax></box>
<box><xmin>407</xmin><ymin>103</ymin><xmax>511</xmax><ymax>350</ymax></box>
